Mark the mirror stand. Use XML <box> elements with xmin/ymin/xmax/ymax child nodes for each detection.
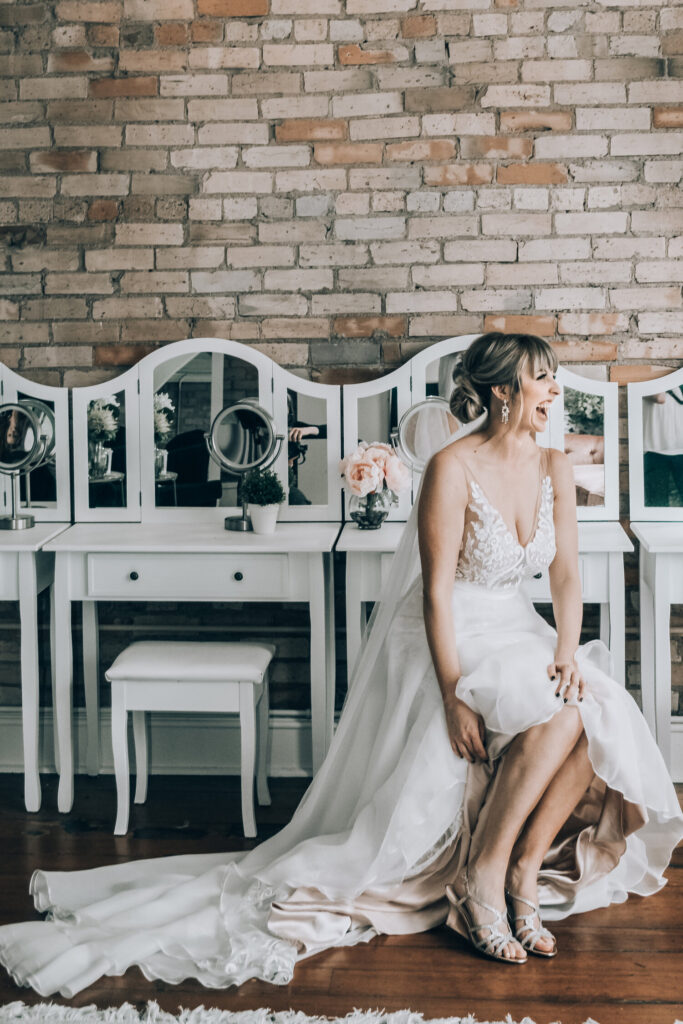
<box><xmin>226</xmin><ymin>486</ymin><xmax>253</xmax><ymax>533</ymax></box>
<box><xmin>0</xmin><ymin>472</ymin><xmax>34</xmax><ymax>530</ymax></box>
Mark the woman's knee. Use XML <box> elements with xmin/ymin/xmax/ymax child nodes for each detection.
<box><xmin>522</xmin><ymin>705</ymin><xmax>583</xmax><ymax>749</ymax></box>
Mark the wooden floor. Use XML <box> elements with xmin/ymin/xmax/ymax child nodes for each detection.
<box><xmin>0</xmin><ymin>774</ymin><xmax>681</xmax><ymax>1024</ymax></box>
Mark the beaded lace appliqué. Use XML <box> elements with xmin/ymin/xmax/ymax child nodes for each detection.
<box><xmin>455</xmin><ymin>476</ymin><xmax>556</xmax><ymax>591</ymax></box>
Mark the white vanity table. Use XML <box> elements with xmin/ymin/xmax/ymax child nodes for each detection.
<box><xmin>45</xmin><ymin>520</ymin><xmax>340</xmax><ymax>813</ymax></box>
<box><xmin>0</xmin><ymin>524</ymin><xmax>70</xmax><ymax>812</ymax></box>
<box><xmin>339</xmin><ymin>521</ymin><xmax>633</xmax><ymax>687</ymax></box>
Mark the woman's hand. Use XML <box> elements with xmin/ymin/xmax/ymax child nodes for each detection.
<box><xmin>443</xmin><ymin>693</ymin><xmax>487</xmax><ymax>763</ymax></box>
<box><xmin>547</xmin><ymin>655</ymin><xmax>586</xmax><ymax>703</ymax></box>
<box><xmin>288</xmin><ymin>426</ymin><xmax>319</xmax><ymax>442</ymax></box>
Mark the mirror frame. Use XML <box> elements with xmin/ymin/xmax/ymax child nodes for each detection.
<box><xmin>206</xmin><ymin>399</ymin><xmax>280</xmax><ymax>475</ymax></box>
<box><xmin>0</xmin><ymin>403</ymin><xmax>42</xmax><ymax>472</ymax></box>
<box><xmin>393</xmin><ymin>397</ymin><xmax>453</xmax><ymax>473</ymax></box>
<box><xmin>0</xmin><ymin>365</ymin><xmax>71</xmax><ymax>523</ymax></box>
<box><xmin>628</xmin><ymin>365</ymin><xmax>683</xmax><ymax>523</ymax></box>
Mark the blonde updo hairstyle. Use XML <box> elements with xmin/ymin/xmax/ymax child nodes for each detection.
<box><xmin>449</xmin><ymin>332</ymin><xmax>559</xmax><ymax>424</ymax></box>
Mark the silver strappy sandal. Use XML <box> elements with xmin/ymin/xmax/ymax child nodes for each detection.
<box><xmin>505</xmin><ymin>889</ymin><xmax>557</xmax><ymax>958</ymax></box>
<box><xmin>445</xmin><ymin>875</ymin><xmax>527</xmax><ymax>965</ymax></box>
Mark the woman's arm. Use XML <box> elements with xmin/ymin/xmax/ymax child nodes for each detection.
<box><xmin>547</xmin><ymin>448</ymin><xmax>586</xmax><ymax>702</ymax></box>
<box><xmin>418</xmin><ymin>450</ymin><xmax>487</xmax><ymax>762</ymax></box>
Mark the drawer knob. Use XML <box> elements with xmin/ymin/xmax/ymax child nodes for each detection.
<box><xmin>233</xmin><ymin>571</ymin><xmax>244</xmax><ymax>582</ymax></box>
<box><xmin>129</xmin><ymin>571</ymin><xmax>139</xmax><ymax>581</ymax></box>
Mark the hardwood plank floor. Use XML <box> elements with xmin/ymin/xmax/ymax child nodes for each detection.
<box><xmin>0</xmin><ymin>774</ymin><xmax>680</xmax><ymax>1024</ymax></box>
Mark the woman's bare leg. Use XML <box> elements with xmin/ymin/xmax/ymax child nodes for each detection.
<box><xmin>455</xmin><ymin>706</ymin><xmax>584</xmax><ymax>960</ymax></box>
<box><xmin>505</xmin><ymin>731</ymin><xmax>595</xmax><ymax>949</ymax></box>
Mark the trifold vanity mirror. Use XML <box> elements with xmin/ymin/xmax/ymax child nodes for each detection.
<box><xmin>72</xmin><ymin>339</ymin><xmax>342</xmax><ymax>523</ymax></box>
<box><xmin>343</xmin><ymin>334</ymin><xmax>619</xmax><ymax>522</ymax></box>
<box><xmin>627</xmin><ymin>366</ymin><xmax>683</xmax><ymax>521</ymax></box>
<box><xmin>0</xmin><ymin>366</ymin><xmax>70</xmax><ymax>525</ymax></box>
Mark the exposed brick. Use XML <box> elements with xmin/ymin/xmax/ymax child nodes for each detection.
<box><xmin>484</xmin><ymin>314</ymin><xmax>555</xmax><ymax>336</ymax></box>
<box><xmin>314</xmin><ymin>142</ymin><xmax>382</xmax><ymax>164</ymax></box>
<box><xmin>553</xmin><ymin>341</ymin><xmax>618</xmax><ymax>361</ymax></box>
<box><xmin>88</xmin><ymin>199</ymin><xmax>120</xmax><ymax>221</ymax></box>
<box><xmin>56</xmin><ymin>1</ymin><xmax>122</xmax><ymax>22</ymax></box>
<box><xmin>89</xmin><ymin>23</ymin><xmax>119</xmax><ymax>44</ymax></box>
<box><xmin>190</xmin><ymin>20</ymin><xmax>223</xmax><ymax>42</ymax></box>
<box><xmin>497</xmin><ymin>164</ymin><xmax>568</xmax><ymax>185</ymax></box>
<box><xmin>90</xmin><ymin>77</ymin><xmax>158</xmax><ymax>98</ymax></box>
<box><xmin>610</xmin><ymin>364</ymin><xmax>675</xmax><ymax>385</ymax></box>
<box><xmin>424</xmin><ymin>164</ymin><xmax>493</xmax><ymax>186</ymax></box>
<box><xmin>333</xmin><ymin>315</ymin><xmax>405</xmax><ymax>338</ymax></box>
<box><xmin>94</xmin><ymin>343</ymin><xmax>157</xmax><ymax>366</ymax></box>
<box><xmin>197</xmin><ymin>0</ymin><xmax>268</xmax><ymax>12</ymax></box>
<box><xmin>404</xmin><ymin>86</ymin><xmax>475</xmax><ymax>112</ymax></box>
<box><xmin>401</xmin><ymin>15</ymin><xmax>435</xmax><ymax>38</ymax></box>
<box><xmin>155</xmin><ymin>22</ymin><xmax>189</xmax><ymax>45</ymax></box>
<box><xmin>47</xmin><ymin>50</ymin><xmax>114</xmax><ymax>73</ymax></box>
<box><xmin>29</xmin><ymin>151</ymin><xmax>97</xmax><ymax>173</ymax></box>
<box><xmin>339</xmin><ymin>44</ymin><xmax>408</xmax><ymax>64</ymax></box>
<box><xmin>387</xmin><ymin>139</ymin><xmax>456</xmax><ymax>161</ymax></box>
<box><xmin>277</xmin><ymin>119</ymin><xmax>347</xmax><ymax>142</ymax></box>
<box><xmin>558</xmin><ymin>313</ymin><xmax>629</xmax><ymax>335</ymax></box>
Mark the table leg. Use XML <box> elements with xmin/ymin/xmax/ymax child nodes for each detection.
<box><xmin>345</xmin><ymin>553</ymin><xmax>364</xmax><ymax>689</ymax></box>
<box><xmin>638</xmin><ymin>551</ymin><xmax>657</xmax><ymax>741</ymax></box>
<box><xmin>323</xmin><ymin>552</ymin><xmax>336</xmax><ymax>748</ymax></box>
<box><xmin>607</xmin><ymin>552</ymin><xmax>626</xmax><ymax>686</ymax></box>
<box><xmin>308</xmin><ymin>554</ymin><xmax>327</xmax><ymax>775</ymax></box>
<box><xmin>82</xmin><ymin>601</ymin><xmax>100</xmax><ymax>776</ymax></box>
<box><xmin>54</xmin><ymin>553</ymin><xmax>74</xmax><ymax>813</ymax></box>
<box><xmin>49</xmin><ymin>582</ymin><xmax>60</xmax><ymax>775</ymax></box>
<box><xmin>18</xmin><ymin>552</ymin><xmax>40</xmax><ymax>813</ymax></box>
<box><xmin>653</xmin><ymin>559</ymin><xmax>672</xmax><ymax>769</ymax></box>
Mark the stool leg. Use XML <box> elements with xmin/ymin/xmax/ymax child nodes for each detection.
<box><xmin>256</xmin><ymin>673</ymin><xmax>271</xmax><ymax>807</ymax></box>
<box><xmin>111</xmin><ymin>686</ymin><xmax>130</xmax><ymax>836</ymax></box>
<box><xmin>239</xmin><ymin>682</ymin><xmax>257</xmax><ymax>838</ymax></box>
<box><xmin>132</xmin><ymin>711</ymin><xmax>148</xmax><ymax>805</ymax></box>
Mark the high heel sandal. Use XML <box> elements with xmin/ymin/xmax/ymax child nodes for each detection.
<box><xmin>505</xmin><ymin>889</ymin><xmax>557</xmax><ymax>958</ymax></box>
<box><xmin>445</xmin><ymin>874</ymin><xmax>527</xmax><ymax>965</ymax></box>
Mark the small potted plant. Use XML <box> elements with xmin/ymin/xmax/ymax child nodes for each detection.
<box><xmin>241</xmin><ymin>467</ymin><xmax>286</xmax><ymax>535</ymax></box>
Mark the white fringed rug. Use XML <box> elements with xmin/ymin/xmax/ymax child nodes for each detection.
<box><xmin>0</xmin><ymin>1006</ymin><xmax>606</xmax><ymax>1024</ymax></box>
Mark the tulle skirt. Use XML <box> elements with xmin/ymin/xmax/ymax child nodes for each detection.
<box><xmin>1</xmin><ymin>579</ymin><xmax>681</xmax><ymax>998</ymax></box>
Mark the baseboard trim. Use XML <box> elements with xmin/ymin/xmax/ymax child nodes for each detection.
<box><xmin>0</xmin><ymin>708</ymin><xmax>313</xmax><ymax>777</ymax></box>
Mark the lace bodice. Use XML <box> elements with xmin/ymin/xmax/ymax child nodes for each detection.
<box><xmin>455</xmin><ymin>475</ymin><xmax>556</xmax><ymax>591</ymax></box>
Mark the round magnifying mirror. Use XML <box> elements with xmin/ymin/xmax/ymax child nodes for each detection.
<box><xmin>22</xmin><ymin>399</ymin><xmax>55</xmax><ymax>465</ymax></box>
<box><xmin>206</xmin><ymin>398</ymin><xmax>279</xmax><ymax>474</ymax></box>
<box><xmin>393</xmin><ymin>397</ymin><xmax>456</xmax><ymax>472</ymax></box>
<box><xmin>0</xmin><ymin>403</ymin><xmax>41</xmax><ymax>473</ymax></box>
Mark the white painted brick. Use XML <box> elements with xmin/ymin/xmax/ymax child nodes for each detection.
<box><xmin>350</xmin><ymin>116</ymin><xmax>420</xmax><ymax>141</ymax></box>
<box><xmin>85</xmin><ymin>248</ymin><xmax>153</xmax><ymax>271</ymax></box>
<box><xmin>156</xmin><ymin>247</ymin><xmax>224</xmax><ymax>269</ymax></box>
<box><xmin>445</xmin><ymin>239</ymin><xmax>517</xmax><ymax>262</ymax></box>
<box><xmin>415</xmin><ymin>40</ymin><xmax>448</xmax><ymax>62</ymax></box>
<box><xmin>461</xmin><ymin>289</ymin><xmax>532</xmax><ymax>312</ymax></box>
<box><xmin>364</xmin><ymin>17</ymin><xmax>401</xmax><ymax>38</ymax></box>
<box><xmin>632</xmin><ymin>210</ymin><xmax>683</xmax><ymax>234</ymax></box>
<box><xmin>443</xmin><ymin>191</ymin><xmax>476</xmax><ymax>213</ymax></box>
<box><xmin>612</xmin><ymin>288</ymin><xmax>682</xmax><ymax>310</ymax></box>
<box><xmin>586</xmin><ymin>186</ymin><xmax>621</xmax><ymax>209</ymax></box>
<box><xmin>336</xmin><ymin>216</ymin><xmax>405</xmax><ymax>240</ymax></box>
<box><xmin>240</xmin><ymin>294</ymin><xmax>308</xmax><ymax>316</ymax></box>
<box><xmin>264</xmin><ymin>269</ymin><xmax>333</xmax><ymax>290</ymax></box>
<box><xmin>670</xmin><ymin>237</ymin><xmax>683</xmax><ymax>258</ymax></box>
<box><xmin>330</xmin><ymin>19</ymin><xmax>363</xmax><ymax>41</ymax></box>
<box><xmin>513</xmin><ymin>188</ymin><xmax>549</xmax><ymax>211</ymax></box>
<box><xmin>115</xmin><ymin>224</ymin><xmax>184</xmax><ymax>246</ymax></box>
<box><xmin>228</xmin><ymin>246</ymin><xmax>295</xmax><ymax>268</ymax></box>
<box><xmin>585</xmin><ymin>12</ymin><xmax>620</xmax><ymax>32</ymax></box>
<box><xmin>92</xmin><ymin>297</ymin><xmax>163</xmax><ymax>318</ymax></box>
<box><xmin>126</xmin><ymin>125</ymin><xmax>194</xmax><ymax>147</ymax></box>
<box><xmin>294</xmin><ymin>19</ymin><xmax>329</xmax><ymax>42</ymax></box>
<box><xmin>422</xmin><ymin>113</ymin><xmax>496</xmax><ymax>135</ymax></box>
<box><xmin>197</xmin><ymin>123</ymin><xmax>269</xmax><ymax>145</ymax></box>
<box><xmin>509</xmin><ymin>12</ymin><xmax>544</xmax><ymax>33</ymax></box>
<box><xmin>273</xmin><ymin>0</ymin><xmax>341</xmax><ymax>11</ymax></box>
<box><xmin>311</xmin><ymin>293</ymin><xmax>380</xmax><ymax>314</ymax></box>
<box><xmin>612</xmin><ymin>133</ymin><xmax>683</xmax><ymax>157</ymax></box>
<box><xmin>119</xmin><ymin>271</ymin><xmax>188</xmax><ymax>293</ymax></box>
<box><xmin>336</xmin><ymin>192</ymin><xmax>370</xmax><ymax>215</ymax></box>
<box><xmin>412</xmin><ymin>264</ymin><xmax>484</xmax><ymax>287</ymax></box>
<box><xmin>487</xmin><ymin>263</ymin><xmax>558</xmax><ymax>285</ymax></box>
<box><xmin>338</xmin><ymin>267</ymin><xmax>409</xmax><ymax>290</ymax></box>
<box><xmin>522</xmin><ymin>60</ymin><xmax>591</xmax><ymax>83</ymax></box>
<box><xmin>448</xmin><ymin>39</ymin><xmax>492</xmax><ymax>63</ymax></box>
<box><xmin>261</xmin><ymin>96</ymin><xmax>329</xmax><ymax>118</ymax></box>
<box><xmin>638</xmin><ymin>313</ymin><xmax>683</xmax><ymax>333</ymax></box>
<box><xmin>61</xmin><ymin>174</ymin><xmax>129</xmax><ymax>197</ymax></box>
<box><xmin>371</xmin><ymin>240</ymin><xmax>441</xmax><ymax>264</ymax></box>
<box><xmin>161</xmin><ymin>75</ymin><xmax>228</xmax><ymax>97</ymax></box>
<box><xmin>300</xmin><ymin>243</ymin><xmax>369</xmax><ymax>267</ymax></box>
<box><xmin>609</xmin><ymin>35</ymin><xmax>660</xmax><ymax>58</ymax></box>
<box><xmin>346</xmin><ymin>0</ymin><xmax>414</xmax><ymax>11</ymax></box>
<box><xmin>387</xmin><ymin>290</ymin><xmax>460</xmax><ymax>313</ymax></box>
<box><xmin>481</xmin><ymin>85</ymin><xmax>550</xmax><ymax>108</ymax></box>
<box><xmin>261</xmin><ymin>20</ymin><xmax>293</xmax><ymax>41</ymax></box>
<box><xmin>576</xmin><ymin>107</ymin><xmax>651</xmax><ymax>131</ymax></box>
<box><xmin>551</xmin><ymin>189</ymin><xmax>585</xmax><ymax>212</ymax></box>
<box><xmin>332</xmin><ymin>92</ymin><xmax>403</xmax><ymax>118</ymax></box>
<box><xmin>409</xmin><ymin>215</ymin><xmax>478</xmax><ymax>239</ymax></box>
<box><xmin>482</xmin><ymin>213</ymin><xmax>551</xmax><ymax>236</ymax></box>
<box><xmin>547</xmin><ymin>35</ymin><xmax>578</xmax><ymax>59</ymax></box>
<box><xmin>560</xmin><ymin>261</ymin><xmax>631</xmax><ymax>284</ymax></box>
<box><xmin>275</xmin><ymin>169</ymin><xmax>347</xmax><ymax>191</ymax></box>
<box><xmin>494</xmin><ymin>36</ymin><xmax>545</xmax><ymax>60</ymax></box>
<box><xmin>407</xmin><ymin>192</ymin><xmax>441</xmax><ymax>213</ymax></box>
<box><xmin>204</xmin><ymin>171</ymin><xmax>273</xmax><ymax>193</ymax></box>
<box><xmin>259</xmin><ymin>221</ymin><xmax>327</xmax><ymax>243</ymax></box>
<box><xmin>555</xmin><ymin>211</ymin><xmax>628</xmax><ymax>234</ymax></box>
<box><xmin>535</xmin><ymin>135</ymin><xmax>607</xmax><ymax>159</ymax></box>
<box><xmin>594</xmin><ymin>238</ymin><xmax>665</xmax><ymax>260</ymax></box>
<box><xmin>189</xmin><ymin>48</ymin><xmax>260</xmax><ymax>70</ymax></box>
<box><xmin>536</xmin><ymin>288</ymin><xmax>606</xmax><ymax>311</ymax></box>
<box><xmin>570</xmin><ymin>161</ymin><xmax>639</xmax><ymax>183</ymax></box>
<box><xmin>223</xmin><ymin>197</ymin><xmax>259</xmax><ymax>220</ymax></box>
<box><xmin>170</xmin><ymin>147</ymin><xmax>238</xmax><ymax>169</ymax></box>
<box><xmin>472</xmin><ymin>12</ymin><xmax>507</xmax><ymax>34</ymax></box>
<box><xmin>296</xmin><ymin>194</ymin><xmax>331</xmax><ymax>217</ymax></box>
<box><xmin>304</xmin><ymin>69</ymin><xmax>372</xmax><ymax>92</ymax></box>
<box><xmin>636</xmin><ymin>261</ymin><xmax>683</xmax><ymax>283</ymax></box>
<box><xmin>554</xmin><ymin>83</ymin><xmax>626</xmax><ymax>105</ymax></box>
<box><xmin>376</xmin><ymin>68</ymin><xmax>443</xmax><ymax>89</ymax></box>
<box><xmin>263</xmin><ymin>44</ymin><xmax>334</xmax><ymax>66</ymax></box>
<box><xmin>193</xmin><ymin>270</ymin><xmax>261</xmax><ymax>293</ymax></box>
<box><xmin>373</xmin><ymin>191</ymin><xmax>404</xmax><ymax>212</ymax></box>
<box><xmin>349</xmin><ymin>168</ymin><xmax>421</xmax><ymax>189</ymax></box>
<box><xmin>476</xmin><ymin>189</ymin><xmax>512</xmax><ymax>211</ymax></box>
<box><xmin>644</xmin><ymin>161</ymin><xmax>683</xmax><ymax>184</ymax></box>
<box><xmin>187</xmin><ymin>99</ymin><xmax>259</xmax><ymax>120</ymax></box>
<box><xmin>189</xmin><ymin>198</ymin><xmax>223</xmax><ymax>221</ymax></box>
<box><xmin>629</xmin><ymin>82</ymin><xmax>683</xmax><ymax>104</ymax></box>
<box><xmin>243</xmin><ymin>145</ymin><xmax>310</xmax><ymax>168</ymax></box>
<box><xmin>21</xmin><ymin>78</ymin><xmax>88</xmax><ymax>100</ymax></box>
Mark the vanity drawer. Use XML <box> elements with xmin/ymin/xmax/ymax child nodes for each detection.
<box><xmin>86</xmin><ymin>552</ymin><xmax>289</xmax><ymax>599</ymax></box>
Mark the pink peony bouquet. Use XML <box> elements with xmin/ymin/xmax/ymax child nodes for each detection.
<box><xmin>340</xmin><ymin>441</ymin><xmax>412</xmax><ymax>498</ymax></box>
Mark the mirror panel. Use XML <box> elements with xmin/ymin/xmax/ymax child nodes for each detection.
<box><xmin>87</xmin><ymin>391</ymin><xmax>127</xmax><ymax>509</ymax></box>
<box><xmin>425</xmin><ymin>352</ymin><xmax>462</xmax><ymax>403</ymax></box>
<box><xmin>287</xmin><ymin>389</ymin><xmax>328</xmax><ymax>507</ymax></box>
<box><xmin>152</xmin><ymin>351</ymin><xmax>259</xmax><ymax>508</ymax></box>
<box><xmin>642</xmin><ymin>385</ymin><xmax>683</xmax><ymax>508</ymax></box>
<box><xmin>357</xmin><ymin>387</ymin><xmax>398</xmax><ymax>449</ymax></box>
<box><xmin>563</xmin><ymin>385</ymin><xmax>606</xmax><ymax>509</ymax></box>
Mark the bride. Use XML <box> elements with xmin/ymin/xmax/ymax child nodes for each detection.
<box><xmin>1</xmin><ymin>332</ymin><xmax>681</xmax><ymax>994</ymax></box>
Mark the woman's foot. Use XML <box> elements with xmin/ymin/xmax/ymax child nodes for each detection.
<box><xmin>448</xmin><ymin>863</ymin><xmax>526</xmax><ymax>963</ymax></box>
<box><xmin>505</xmin><ymin>860</ymin><xmax>556</xmax><ymax>957</ymax></box>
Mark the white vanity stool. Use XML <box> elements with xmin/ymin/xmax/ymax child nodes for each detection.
<box><xmin>106</xmin><ymin>641</ymin><xmax>274</xmax><ymax>837</ymax></box>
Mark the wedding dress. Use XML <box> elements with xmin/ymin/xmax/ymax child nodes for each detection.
<box><xmin>1</xmin><ymin>432</ymin><xmax>681</xmax><ymax>999</ymax></box>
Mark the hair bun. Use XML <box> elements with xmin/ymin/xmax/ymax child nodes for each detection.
<box><xmin>449</xmin><ymin>360</ymin><xmax>486</xmax><ymax>423</ymax></box>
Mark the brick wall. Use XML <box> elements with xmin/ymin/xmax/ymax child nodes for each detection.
<box><xmin>0</xmin><ymin>0</ymin><xmax>682</xmax><ymax>719</ymax></box>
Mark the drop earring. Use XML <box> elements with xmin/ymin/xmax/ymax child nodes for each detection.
<box><xmin>501</xmin><ymin>399</ymin><xmax>510</xmax><ymax>424</ymax></box>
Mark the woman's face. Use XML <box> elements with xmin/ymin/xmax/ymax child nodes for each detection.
<box><xmin>514</xmin><ymin>360</ymin><xmax>560</xmax><ymax>433</ymax></box>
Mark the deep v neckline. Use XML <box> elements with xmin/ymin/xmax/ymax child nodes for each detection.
<box><xmin>464</xmin><ymin>455</ymin><xmax>547</xmax><ymax>551</ymax></box>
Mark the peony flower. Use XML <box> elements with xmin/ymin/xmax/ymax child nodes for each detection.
<box><xmin>343</xmin><ymin>453</ymin><xmax>383</xmax><ymax>497</ymax></box>
<box><xmin>384</xmin><ymin>452</ymin><xmax>412</xmax><ymax>493</ymax></box>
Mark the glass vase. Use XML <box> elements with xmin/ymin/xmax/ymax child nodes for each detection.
<box><xmin>154</xmin><ymin>446</ymin><xmax>168</xmax><ymax>479</ymax></box>
<box><xmin>88</xmin><ymin>440</ymin><xmax>111</xmax><ymax>479</ymax></box>
<box><xmin>349</xmin><ymin>488</ymin><xmax>394</xmax><ymax>530</ymax></box>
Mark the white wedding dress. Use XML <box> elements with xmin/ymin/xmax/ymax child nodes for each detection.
<box><xmin>1</xmin><ymin>442</ymin><xmax>681</xmax><ymax>999</ymax></box>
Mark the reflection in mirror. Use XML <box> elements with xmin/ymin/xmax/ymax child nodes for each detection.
<box><xmin>643</xmin><ymin>385</ymin><xmax>683</xmax><ymax>508</ymax></box>
<box><xmin>88</xmin><ymin>391</ymin><xmax>127</xmax><ymax>509</ymax></box>
<box><xmin>395</xmin><ymin>398</ymin><xmax>456</xmax><ymax>472</ymax></box>
<box><xmin>153</xmin><ymin>351</ymin><xmax>259</xmax><ymax>508</ymax></box>
<box><xmin>563</xmin><ymin>386</ymin><xmax>605</xmax><ymax>508</ymax></box>
<box><xmin>426</xmin><ymin>353</ymin><xmax>462</xmax><ymax>403</ymax></box>
<box><xmin>358</xmin><ymin>388</ymin><xmax>397</xmax><ymax>449</ymax></box>
<box><xmin>17</xmin><ymin>394</ymin><xmax>57</xmax><ymax>506</ymax></box>
<box><xmin>0</xmin><ymin>405</ymin><xmax>39</xmax><ymax>471</ymax></box>
<box><xmin>287</xmin><ymin>389</ymin><xmax>327</xmax><ymax>506</ymax></box>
